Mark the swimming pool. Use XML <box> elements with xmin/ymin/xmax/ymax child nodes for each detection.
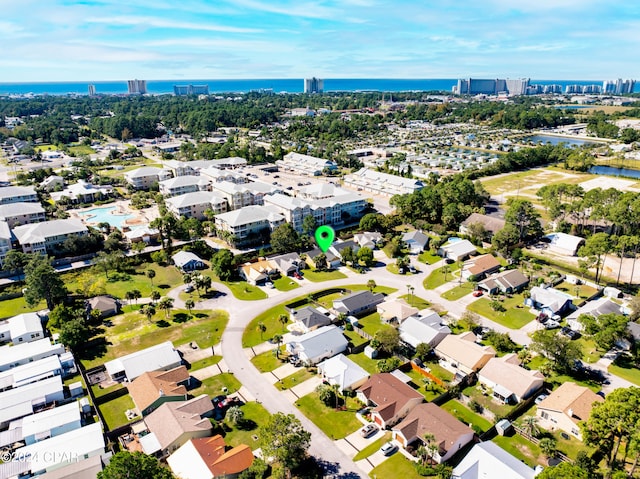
<box><xmin>78</xmin><ymin>206</ymin><xmax>135</xmax><ymax>229</ymax></box>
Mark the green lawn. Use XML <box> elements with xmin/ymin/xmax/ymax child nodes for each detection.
<box><xmin>220</xmin><ymin>401</ymin><xmax>271</xmax><ymax>448</ymax></box>
<box><xmin>35</xmin><ymin>144</ymin><xmax>57</xmax><ymax>152</ymax></box>
<box><xmin>555</xmin><ymin>281</ymin><xmax>598</xmax><ymax>302</ymax></box>
<box><xmin>441</xmin><ymin>282</ymin><xmax>475</xmax><ymax>301</ymax></box>
<box><xmin>399</xmin><ymin>294</ymin><xmax>431</xmax><ymax>310</ymax></box>
<box><xmin>441</xmin><ymin>399</ymin><xmax>492</xmax><ymax>434</ymax></box>
<box><xmin>467</xmin><ymin>294</ymin><xmax>535</xmax><ymax>329</ymax></box>
<box><xmin>273</xmin><ymin>276</ymin><xmax>300</xmax><ymax>291</ymax></box>
<box><xmin>192</xmin><ymin>373</ymin><xmax>241</xmax><ymax>396</ymax></box>
<box><xmin>251</xmin><ymin>349</ymin><xmax>287</xmax><ymax>373</ymax></box>
<box><xmin>403</xmin><ymin>369</ymin><xmax>447</xmax><ymax>401</ymax></box>
<box><xmin>418</xmin><ymin>251</ymin><xmax>442</xmax><ymax>265</ymax></box>
<box><xmin>423</xmin><ymin>266</ymin><xmax>459</xmax><ymax>290</ymax></box>
<box><xmin>353</xmin><ymin>432</ymin><xmax>391</xmax><ymax>461</ymax></box>
<box><xmin>357</xmin><ymin>312</ymin><xmax>393</xmax><ymax>337</ymax></box>
<box><xmin>64</xmin><ymin>263</ymin><xmax>184</xmax><ymax>299</ymax></box>
<box><xmin>609</xmin><ymin>355</ymin><xmax>640</xmax><ymax>386</ymax></box>
<box><xmin>243</xmin><ymin>304</ymin><xmax>290</xmax><ymax>348</ymax></box>
<box><xmin>276</xmin><ymin>368</ymin><xmax>315</xmax><ymax>390</ymax></box>
<box><xmin>303</xmin><ymin>269</ymin><xmax>348</xmax><ymax>282</ymax></box>
<box><xmin>343</xmin><ymin>329</ymin><xmax>369</xmax><ymax>348</ymax></box>
<box><xmin>98</xmin><ymin>394</ymin><xmax>137</xmax><ymax>431</ymax></box>
<box><xmin>67</xmin><ymin>144</ymin><xmax>96</xmax><ymax>155</ymax></box>
<box><xmin>189</xmin><ymin>355</ymin><xmax>222</xmax><ymax>371</ymax></box>
<box><xmin>369</xmin><ymin>452</ymin><xmax>424</xmax><ymax>479</ymax></box>
<box><xmin>296</xmin><ymin>392</ymin><xmax>362</xmax><ymax>439</ymax></box>
<box><xmin>80</xmin><ymin>309</ymin><xmax>228</xmax><ymax>369</ymax></box>
<box><xmin>347</xmin><ymin>352</ymin><xmax>380</xmax><ymax>374</ymax></box>
<box><xmin>0</xmin><ymin>296</ymin><xmax>44</xmax><ymax>320</ymax></box>
<box><xmin>221</xmin><ymin>279</ymin><xmax>268</xmax><ymax>300</ymax></box>
<box><xmin>493</xmin><ymin>434</ymin><xmax>543</xmax><ymax>468</ymax></box>
<box><xmin>462</xmin><ymin>385</ymin><xmax>513</xmax><ymax>418</ymax></box>
<box><xmin>575</xmin><ymin>337</ymin><xmax>604</xmax><ymax>364</ymax></box>
<box><xmin>347</xmin><ymin>284</ymin><xmax>397</xmax><ymax>295</ymax></box>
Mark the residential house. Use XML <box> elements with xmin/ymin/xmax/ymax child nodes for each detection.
<box><xmin>476</xmin><ymin>269</ymin><xmax>529</xmax><ymax>295</ymax></box>
<box><xmin>165</xmin><ymin>191</ymin><xmax>227</xmax><ymax>220</ymax></box>
<box><xmin>333</xmin><ymin>291</ymin><xmax>385</xmax><ymax>317</ymax></box>
<box><xmin>525</xmin><ymin>286</ymin><xmax>574</xmax><ymax>317</ymax></box>
<box><xmin>343</xmin><ymin>168</ymin><xmax>424</xmax><ymax>196</ymax></box>
<box><xmin>356</xmin><ymin>373</ymin><xmax>424</xmax><ymax>428</ymax></box>
<box><xmin>40</xmin><ymin>175</ymin><xmax>65</xmax><ymax>192</ymax></box>
<box><xmin>604</xmin><ymin>286</ymin><xmax>623</xmax><ymax>299</ymax></box>
<box><xmin>141</xmin><ymin>395</ymin><xmax>214</xmax><ymax>457</ymax></box>
<box><xmin>392</xmin><ymin>403</ymin><xmax>474</xmax><ymax>462</ymax></box>
<box><xmin>544</xmin><ymin>232</ymin><xmax>586</xmax><ymax>256</ymax></box>
<box><xmin>451</xmin><ymin>441</ymin><xmax>537</xmax><ymax>479</ymax></box>
<box><xmin>276</xmin><ymin>152</ymin><xmax>338</xmax><ymax>176</ymax></box>
<box><xmin>305</xmin><ymin>246</ymin><xmax>341</xmax><ymax>269</ymax></box>
<box><xmin>402</xmin><ymin>230</ymin><xmax>429</xmax><ymax>254</ymax></box>
<box><xmin>127</xmin><ymin>366</ymin><xmax>190</xmax><ymax>416</ymax></box>
<box><xmin>34</xmin><ymin>455</ymin><xmax>106</xmax><ymax>479</ymax></box>
<box><xmin>461</xmin><ymin>254</ymin><xmax>501</xmax><ymax>280</ymax></box>
<box><xmin>0</xmin><ymin>221</ymin><xmax>12</xmax><ymax>264</ymax></box>
<box><xmin>0</xmin><ymin>355</ymin><xmax>62</xmax><ymax>390</ymax></box>
<box><xmin>13</xmin><ymin>423</ymin><xmax>105</xmax><ymax>476</ymax></box>
<box><xmin>50</xmin><ymin>180</ymin><xmax>113</xmax><ymax>204</ymax></box>
<box><xmin>566</xmin><ymin>297</ymin><xmax>624</xmax><ymax>332</ymax></box>
<box><xmin>13</xmin><ymin>218</ymin><xmax>89</xmax><ymax>254</ymax></box>
<box><xmin>124</xmin><ymin>226</ymin><xmax>160</xmax><ymax>244</ymax></box>
<box><xmin>172</xmin><ymin>251</ymin><xmax>206</xmax><ymax>271</ymax></box>
<box><xmin>328</xmin><ymin>240</ymin><xmax>360</xmax><ymax>263</ymax></box>
<box><xmin>399</xmin><ymin>311</ymin><xmax>452</xmax><ymax>349</ymax></box>
<box><xmin>377</xmin><ymin>300</ymin><xmax>418</xmax><ymax>324</ymax></box>
<box><xmin>291</xmin><ymin>306</ymin><xmax>332</xmax><ymax>333</ymax></box>
<box><xmin>438</xmin><ymin>239</ymin><xmax>477</xmax><ymax>262</ymax></box>
<box><xmin>0</xmin><ymin>312</ymin><xmax>44</xmax><ymax>345</ymax></box>
<box><xmin>478</xmin><ymin>354</ymin><xmax>544</xmax><ymax>404</ymax></box>
<box><xmin>214</xmin><ymin>205</ymin><xmax>285</xmax><ymax>244</ymax></box>
<box><xmin>459</xmin><ymin>213</ymin><xmax>506</xmax><ymax>239</ymax></box>
<box><xmin>317</xmin><ymin>353</ymin><xmax>369</xmax><ymax>391</ymax></box>
<box><xmin>168</xmin><ymin>435</ymin><xmax>254</xmax><ymax>479</ymax></box>
<box><xmin>238</xmin><ymin>257</ymin><xmax>277</xmax><ymax>285</ymax></box>
<box><xmin>0</xmin><ymin>185</ymin><xmax>38</xmax><ymax>204</ymax></box>
<box><xmin>85</xmin><ymin>295</ymin><xmax>121</xmax><ymax>319</ymax></box>
<box><xmin>0</xmin><ymin>376</ymin><xmax>65</xmax><ymax>428</ymax></box>
<box><xmin>0</xmin><ymin>202</ymin><xmax>46</xmax><ymax>227</ymax></box>
<box><xmin>285</xmin><ymin>325</ymin><xmax>348</xmax><ymax>365</ymax></box>
<box><xmin>125</xmin><ymin>167</ymin><xmax>172</xmax><ymax>190</ymax></box>
<box><xmin>21</xmin><ymin>400</ymin><xmax>82</xmax><ymax>445</ymax></box>
<box><xmin>268</xmin><ymin>252</ymin><xmax>303</xmax><ymax>276</ymax></box>
<box><xmin>435</xmin><ymin>332</ymin><xmax>496</xmax><ymax>376</ymax></box>
<box><xmin>354</xmin><ymin>232</ymin><xmax>383</xmax><ymax>250</ymax></box>
<box><xmin>537</xmin><ymin>382</ymin><xmax>603</xmax><ymax>440</ymax></box>
<box><xmin>104</xmin><ymin>341</ymin><xmax>182</xmax><ymax>382</ymax></box>
<box><xmin>0</xmin><ymin>338</ymin><xmax>65</xmax><ymax>372</ymax></box>
<box><xmin>159</xmin><ymin>175</ymin><xmax>211</xmax><ymax>197</ymax></box>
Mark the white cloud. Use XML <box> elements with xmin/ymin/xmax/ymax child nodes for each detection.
<box><xmin>85</xmin><ymin>15</ymin><xmax>261</xmax><ymax>33</ymax></box>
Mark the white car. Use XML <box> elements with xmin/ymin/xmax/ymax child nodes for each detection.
<box><xmin>380</xmin><ymin>442</ymin><xmax>398</xmax><ymax>456</ymax></box>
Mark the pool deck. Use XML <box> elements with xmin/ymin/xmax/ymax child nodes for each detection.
<box><xmin>71</xmin><ymin>200</ymin><xmax>159</xmax><ymax>230</ymax></box>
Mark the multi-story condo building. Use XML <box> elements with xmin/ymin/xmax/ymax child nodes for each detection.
<box><xmin>211</xmin><ymin>181</ymin><xmax>280</xmax><ymax>210</ymax></box>
<box><xmin>276</xmin><ymin>152</ymin><xmax>338</xmax><ymax>176</ymax></box>
<box><xmin>215</xmin><ymin>205</ymin><xmax>285</xmax><ymax>243</ymax></box>
<box><xmin>159</xmin><ymin>176</ymin><xmax>211</xmax><ymax>197</ymax></box>
<box><xmin>304</xmin><ymin>77</ymin><xmax>324</xmax><ymax>93</ymax></box>
<box><xmin>166</xmin><ymin>191</ymin><xmax>228</xmax><ymax>220</ymax></box>
<box><xmin>127</xmin><ymin>79</ymin><xmax>147</xmax><ymax>95</ymax></box>
<box><xmin>12</xmin><ymin>218</ymin><xmax>88</xmax><ymax>254</ymax></box>
<box><xmin>0</xmin><ymin>202</ymin><xmax>46</xmax><ymax>227</ymax></box>
<box><xmin>455</xmin><ymin>78</ymin><xmax>530</xmax><ymax>96</ymax></box>
<box><xmin>603</xmin><ymin>79</ymin><xmax>636</xmax><ymax>95</ymax></box>
<box><xmin>343</xmin><ymin>168</ymin><xmax>424</xmax><ymax>196</ymax></box>
<box><xmin>125</xmin><ymin>167</ymin><xmax>172</xmax><ymax>190</ymax></box>
<box><xmin>173</xmin><ymin>84</ymin><xmax>209</xmax><ymax>95</ymax></box>
<box><xmin>0</xmin><ymin>186</ymin><xmax>38</xmax><ymax>204</ymax></box>
<box><xmin>0</xmin><ymin>221</ymin><xmax>12</xmax><ymax>264</ymax></box>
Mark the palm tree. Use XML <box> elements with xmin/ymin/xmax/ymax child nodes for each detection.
<box><xmin>183</xmin><ymin>273</ymin><xmax>193</xmax><ymax>286</ymax></box>
<box><xmin>225</xmin><ymin>406</ymin><xmax>244</xmax><ymax>426</ymax></box>
<box><xmin>422</xmin><ymin>433</ymin><xmax>439</xmax><ymax>465</ymax></box>
<box><xmin>442</xmin><ymin>264</ymin><xmax>450</xmax><ymax>282</ymax></box>
<box><xmin>539</xmin><ymin>437</ymin><xmax>557</xmax><ymax>459</ymax></box>
<box><xmin>131</xmin><ymin>289</ymin><xmax>141</xmax><ymax>304</ymax></box>
<box><xmin>141</xmin><ymin>305</ymin><xmax>155</xmax><ymax>323</ymax></box>
<box><xmin>185</xmin><ymin>299</ymin><xmax>195</xmax><ymax>315</ymax></box>
<box><xmin>151</xmin><ymin>290</ymin><xmax>161</xmax><ymax>304</ymax></box>
<box><xmin>406</xmin><ymin>284</ymin><xmax>415</xmax><ymax>305</ymax></box>
<box><xmin>520</xmin><ymin>415</ymin><xmax>539</xmax><ymax>438</ymax></box>
<box><xmin>257</xmin><ymin>322</ymin><xmax>267</xmax><ymax>341</ymax></box>
<box><xmin>157</xmin><ymin>297</ymin><xmax>174</xmax><ymax>319</ymax></box>
<box><xmin>125</xmin><ymin>290</ymin><xmax>135</xmax><ymax>304</ymax></box>
<box><xmin>272</xmin><ymin>334</ymin><xmax>283</xmax><ymax>358</ymax></box>
<box><xmin>146</xmin><ymin>269</ymin><xmax>156</xmax><ymax>287</ymax></box>
<box><xmin>367</xmin><ymin>279</ymin><xmax>377</xmax><ymax>293</ymax></box>
<box><xmin>278</xmin><ymin>314</ymin><xmax>288</xmax><ymax>332</ymax></box>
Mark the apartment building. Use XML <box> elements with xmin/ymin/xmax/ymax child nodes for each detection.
<box><xmin>12</xmin><ymin>218</ymin><xmax>88</xmax><ymax>254</ymax></box>
<box><xmin>0</xmin><ymin>203</ymin><xmax>45</xmax><ymax>227</ymax></box>
<box><xmin>214</xmin><ymin>205</ymin><xmax>285</xmax><ymax>242</ymax></box>
<box><xmin>125</xmin><ymin>167</ymin><xmax>172</xmax><ymax>190</ymax></box>
<box><xmin>166</xmin><ymin>191</ymin><xmax>228</xmax><ymax>220</ymax></box>
<box><xmin>0</xmin><ymin>186</ymin><xmax>38</xmax><ymax>204</ymax></box>
<box><xmin>276</xmin><ymin>152</ymin><xmax>337</xmax><ymax>176</ymax></box>
<box><xmin>343</xmin><ymin>168</ymin><xmax>424</xmax><ymax>196</ymax></box>
<box><xmin>159</xmin><ymin>175</ymin><xmax>211</xmax><ymax>197</ymax></box>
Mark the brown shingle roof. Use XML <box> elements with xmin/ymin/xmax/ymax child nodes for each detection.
<box><xmin>537</xmin><ymin>382</ymin><xmax>604</xmax><ymax>422</ymax></box>
<box><xmin>461</xmin><ymin>213</ymin><xmax>505</xmax><ymax>234</ymax></box>
<box><xmin>435</xmin><ymin>332</ymin><xmax>496</xmax><ymax>371</ymax></box>
<box><xmin>479</xmin><ymin>354</ymin><xmax>544</xmax><ymax>399</ymax></box>
<box><xmin>465</xmin><ymin>254</ymin><xmax>501</xmax><ymax>276</ymax></box>
<box><xmin>394</xmin><ymin>403</ymin><xmax>473</xmax><ymax>454</ymax></box>
<box><xmin>358</xmin><ymin>373</ymin><xmax>423</xmax><ymax>421</ymax></box>
<box><xmin>127</xmin><ymin>366</ymin><xmax>189</xmax><ymax>412</ymax></box>
<box><xmin>191</xmin><ymin>435</ymin><xmax>254</xmax><ymax>476</ymax></box>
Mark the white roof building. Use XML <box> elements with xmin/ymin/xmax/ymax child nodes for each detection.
<box><xmin>0</xmin><ymin>202</ymin><xmax>46</xmax><ymax>227</ymax></box>
<box><xmin>451</xmin><ymin>441</ymin><xmax>537</xmax><ymax>479</ymax></box>
<box><xmin>166</xmin><ymin>191</ymin><xmax>227</xmax><ymax>219</ymax></box>
<box><xmin>0</xmin><ymin>355</ymin><xmax>62</xmax><ymax>390</ymax></box>
<box><xmin>0</xmin><ymin>376</ymin><xmax>65</xmax><ymax>427</ymax></box>
<box><xmin>159</xmin><ymin>175</ymin><xmax>211</xmax><ymax>197</ymax></box>
<box><xmin>172</xmin><ymin>251</ymin><xmax>206</xmax><ymax>271</ymax></box>
<box><xmin>0</xmin><ymin>186</ymin><xmax>38</xmax><ymax>204</ymax></box>
<box><xmin>439</xmin><ymin>239</ymin><xmax>477</xmax><ymax>261</ymax></box>
<box><xmin>317</xmin><ymin>353</ymin><xmax>369</xmax><ymax>391</ymax></box>
<box><xmin>104</xmin><ymin>341</ymin><xmax>182</xmax><ymax>381</ymax></box>
<box><xmin>0</xmin><ymin>312</ymin><xmax>44</xmax><ymax>345</ymax></box>
<box><xmin>276</xmin><ymin>152</ymin><xmax>337</xmax><ymax>176</ymax></box>
<box><xmin>49</xmin><ymin>180</ymin><xmax>113</xmax><ymax>203</ymax></box>
<box><xmin>566</xmin><ymin>297</ymin><xmax>624</xmax><ymax>331</ymax></box>
<box><xmin>0</xmin><ymin>339</ymin><xmax>65</xmax><ymax>372</ymax></box>
<box><xmin>544</xmin><ymin>232</ymin><xmax>586</xmax><ymax>256</ymax></box>
<box><xmin>214</xmin><ymin>205</ymin><xmax>285</xmax><ymax>241</ymax></box>
<box><xmin>399</xmin><ymin>311</ymin><xmax>452</xmax><ymax>348</ymax></box>
<box><xmin>12</xmin><ymin>218</ymin><xmax>88</xmax><ymax>254</ymax></box>
<box><xmin>21</xmin><ymin>400</ymin><xmax>82</xmax><ymax>445</ymax></box>
<box><xmin>343</xmin><ymin>167</ymin><xmax>424</xmax><ymax>196</ymax></box>
<box><xmin>286</xmin><ymin>325</ymin><xmax>348</xmax><ymax>365</ymax></box>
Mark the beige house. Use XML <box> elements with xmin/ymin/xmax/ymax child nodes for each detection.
<box><xmin>356</xmin><ymin>373</ymin><xmax>423</xmax><ymax>428</ymax></box>
<box><xmin>478</xmin><ymin>354</ymin><xmax>544</xmax><ymax>404</ymax></box>
<box><xmin>377</xmin><ymin>300</ymin><xmax>419</xmax><ymax>324</ymax></box>
<box><xmin>536</xmin><ymin>382</ymin><xmax>603</xmax><ymax>440</ymax></box>
<box><xmin>435</xmin><ymin>332</ymin><xmax>496</xmax><ymax>376</ymax></box>
<box><xmin>392</xmin><ymin>403</ymin><xmax>474</xmax><ymax>463</ymax></box>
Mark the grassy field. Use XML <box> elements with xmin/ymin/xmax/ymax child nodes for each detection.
<box><xmin>250</xmin><ymin>349</ymin><xmax>287</xmax><ymax>373</ymax></box>
<box><xmin>555</xmin><ymin>281</ymin><xmax>598</xmax><ymax>303</ymax></box>
<box><xmin>97</xmin><ymin>391</ymin><xmax>137</xmax><ymax>431</ymax></box>
<box><xmin>348</xmin><ymin>352</ymin><xmax>380</xmax><ymax>374</ymax></box>
<box><xmin>441</xmin><ymin>399</ymin><xmax>492</xmax><ymax>434</ymax></box>
<box><xmin>80</xmin><ymin>308</ymin><xmax>228</xmax><ymax>369</ymax></box>
<box><xmin>220</xmin><ymin>279</ymin><xmax>267</xmax><ymax>300</ymax></box>
<box><xmin>399</xmin><ymin>294</ymin><xmax>431</xmax><ymax>310</ymax></box>
<box><xmin>192</xmin><ymin>373</ymin><xmax>241</xmax><ymax>396</ymax></box>
<box><xmin>273</xmin><ymin>276</ymin><xmax>300</xmax><ymax>291</ymax></box>
<box><xmin>189</xmin><ymin>355</ymin><xmax>222</xmax><ymax>371</ymax></box>
<box><xmin>369</xmin><ymin>453</ymin><xmax>424</xmax><ymax>479</ymax></box>
<box><xmin>609</xmin><ymin>355</ymin><xmax>640</xmax><ymax>386</ymax></box>
<box><xmin>296</xmin><ymin>392</ymin><xmax>362</xmax><ymax>439</ymax></box>
<box><xmin>276</xmin><ymin>368</ymin><xmax>315</xmax><ymax>390</ymax></box>
<box><xmin>480</xmin><ymin>168</ymin><xmax>598</xmax><ymax>196</ymax></box>
<box><xmin>67</xmin><ymin>144</ymin><xmax>96</xmax><ymax>156</ymax></box>
<box><xmin>441</xmin><ymin>282</ymin><xmax>475</xmax><ymax>301</ymax></box>
<box><xmin>353</xmin><ymin>432</ymin><xmax>391</xmax><ymax>461</ymax></box>
<box><xmin>423</xmin><ymin>265</ymin><xmax>459</xmax><ymax>290</ymax></box>
<box><xmin>357</xmin><ymin>312</ymin><xmax>393</xmax><ymax>337</ymax></box>
<box><xmin>418</xmin><ymin>251</ymin><xmax>442</xmax><ymax>265</ymax></box>
<box><xmin>493</xmin><ymin>434</ymin><xmax>543</xmax><ymax>468</ymax></box>
<box><xmin>303</xmin><ymin>269</ymin><xmax>348</xmax><ymax>282</ymax></box>
<box><xmin>463</xmin><ymin>385</ymin><xmax>513</xmax><ymax>418</ymax></box>
<box><xmin>0</xmin><ymin>296</ymin><xmax>44</xmax><ymax>320</ymax></box>
<box><xmin>343</xmin><ymin>328</ymin><xmax>369</xmax><ymax>348</ymax></box>
<box><xmin>219</xmin><ymin>401</ymin><xmax>271</xmax><ymax>448</ymax></box>
<box><xmin>467</xmin><ymin>294</ymin><xmax>535</xmax><ymax>329</ymax></box>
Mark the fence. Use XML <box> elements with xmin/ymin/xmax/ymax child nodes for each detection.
<box><xmin>513</xmin><ymin>426</ymin><xmax>573</xmax><ymax>464</ymax></box>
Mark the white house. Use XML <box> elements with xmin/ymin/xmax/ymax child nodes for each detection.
<box><xmin>0</xmin><ymin>339</ymin><xmax>65</xmax><ymax>372</ymax></box>
<box><xmin>399</xmin><ymin>311</ymin><xmax>451</xmax><ymax>348</ymax></box>
<box><xmin>317</xmin><ymin>353</ymin><xmax>369</xmax><ymax>391</ymax></box>
<box><xmin>0</xmin><ymin>312</ymin><xmax>44</xmax><ymax>345</ymax></box>
<box><xmin>21</xmin><ymin>400</ymin><xmax>82</xmax><ymax>445</ymax></box>
<box><xmin>438</xmin><ymin>239</ymin><xmax>477</xmax><ymax>262</ymax></box>
<box><xmin>544</xmin><ymin>232</ymin><xmax>585</xmax><ymax>256</ymax></box>
<box><xmin>285</xmin><ymin>325</ymin><xmax>348</xmax><ymax>365</ymax></box>
<box><xmin>353</xmin><ymin>232</ymin><xmax>383</xmax><ymax>250</ymax></box>
<box><xmin>566</xmin><ymin>297</ymin><xmax>623</xmax><ymax>331</ymax></box>
<box><xmin>525</xmin><ymin>286</ymin><xmax>573</xmax><ymax>317</ymax></box>
<box><xmin>452</xmin><ymin>441</ymin><xmax>537</xmax><ymax>479</ymax></box>
<box><xmin>172</xmin><ymin>251</ymin><xmax>206</xmax><ymax>271</ymax></box>
<box><xmin>0</xmin><ymin>376</ymin><xmax>65</xmax><ymax>428</ymax></box>
<box><xmin>104</xmin><ymin>341</ymin><xmax>182</xmax><ymax>382</ymax></box>
<box><xmin>478</xmin><ymin>354</ymin><xmax>544</xmax><ymax>404</ymax></box>
<box><xmin>0</xmin><ymin>355</ymin><xmax>62</xmax><ymax>389</ymax></box>
<box><xmin>12</xmin><ymin>218</ymin><xmax>89</xmax><ymax>254</ymax></box>
<box><xmin>402</xmin><ymin>230</ymin><xmax>429</xmax><ymax>254</ymax></box>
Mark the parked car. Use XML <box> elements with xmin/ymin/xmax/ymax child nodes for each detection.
<box><xmin>212</xmin><ymin>395</ymin><xmax>226</xmax><ymax>406</ymax></box>
<box><xmin>408</xmin><ymin>266</ymin><xmax>418</xmax><ymax>274</ymax></box>
<box><xmin>185</xmin><ymin>285</ymin><xmax>194</xmax><ymax>293</ymax></box>
<box><xmin>544</xmin><ymin>319</ymin><xmax>561</xmax><ymax>329</ymax></box>
<box><xmin>360</xmin><ymin>424</ymin><xmax>378</xmax><ymax>438</ymax></box>
<box><xmin>561</xmin><ymin>327</ymin><xmax>580</xmax><ymax>340</ymax></box>
<box><xmin>380</xmin><ymin>442</ymin><xmax>398</xmax><ymax>456</ymax></box>
<box><xmin>472</xmin><ymin>290</ymin><xmax>483</xmax><ymax>297</ymax></box>
<box><xmin>293</xmin><ymin>272</ymin><xmax>302</xmax><ymax>280</ymax></box>
<box><xmin>265</xmin><ymin>281</ymin><xmax>275</xmax><ymax>289</ymax></box>
<box><xmin>534</xmin><ymin>393</ymin><xmax>548</xmax><ymax>405</ymax></box>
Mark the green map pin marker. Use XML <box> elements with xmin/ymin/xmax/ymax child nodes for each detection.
<box><xmin>315</xmin><ymin>225</ymin><xmax>335</xmax><ymax>252</ymax></box>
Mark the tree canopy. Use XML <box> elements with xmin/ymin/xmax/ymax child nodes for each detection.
<box><xmin>258</xmin><ymin>413</ymin><xmax>311</xmax><ymax>478</ymax></box>
<box><xmin>24</xmin><ymin>255</ymin><xmax>68</xmax><ymax>310</ymax></box>
<box><xmin>97</xmin><ymin>451</ymin><xmax>175</xmax><ymax>479</ymax></box>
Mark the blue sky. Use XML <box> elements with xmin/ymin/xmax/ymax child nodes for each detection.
<box><xmin>1</xmin><ymin>0</ymin><xmax>638</xmax><ymax>82</ymax></box>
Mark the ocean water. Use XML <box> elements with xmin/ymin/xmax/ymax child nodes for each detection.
<box><xmin>0</xmin><ymin>79</ymin><xmax>632</xmax><ymax>96</ymax></box>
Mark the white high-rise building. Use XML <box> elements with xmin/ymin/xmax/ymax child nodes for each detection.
<box><xmin>127</xmin><ymin>79</ymin><xmax>147</xmax><ymax>95</ymax></box>
<box><xmin>87</xmin><ymin>84</ymin><xmax>96</xmax><ymax>96</ymax></box>
<box><xmin>603</xmin><ymin>79</ymin><xmax>636</xmax><ymax>95</ymax></box>
<box><xmin>304</xmin><ymin>77</ymin><xmax>324</xmax><ymax>93</ymax></box>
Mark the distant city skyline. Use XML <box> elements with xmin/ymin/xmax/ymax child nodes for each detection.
<box><xmin>1</xmin><ymin>1</ymin><xmax>639</xmax><ymax>82</ymax></box>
